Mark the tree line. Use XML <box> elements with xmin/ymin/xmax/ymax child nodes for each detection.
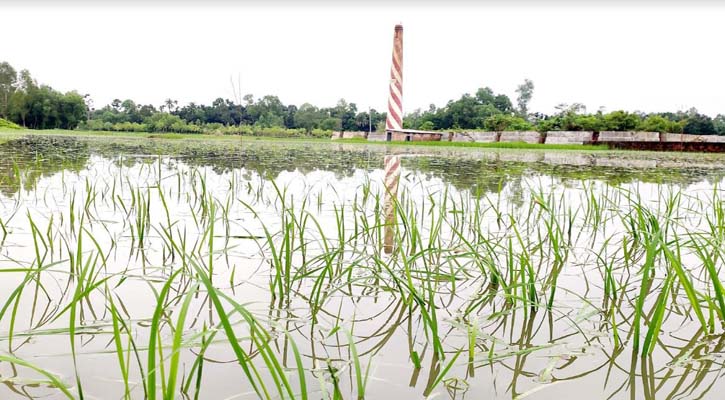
<box><xmin>403</xmin><ymin>80</ymin><xmax>725</xmax><ymax>135</ymax></box>
<box><xmin>1</xmin><ymin>61</ymin><xmax>723</xmax><ymax>136</ymax></box>
<box><xmin>0</xmin><ymin>62</ymin><xmax>87</xmax><ymax>129</ymax></box>
<box><xmin>83</xmin><ymin>96</ymin><xmax>386</xmax><ymax>137</ymax></box>
<box><xmin>0</xmin><ymin>61</ymin><xmax>387</xmax><ymax>136</ymax></box>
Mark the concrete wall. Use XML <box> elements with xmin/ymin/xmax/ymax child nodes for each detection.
<box><xmin>544</xmin><ymin>131</ymin><xmax>594</xmax><ymax>145</ymax></box>
<box><xmin>661</xmin><ymin>133</ymin><xmax>725</xmax><ymax>143</ymax></box>
<box><xmin>598</xmin><ymin>131</ymin><xmax>660</xmax><ymax>142</ymax></box>
<box><xmin>411</xmin><ymin>133</ymin><xmax>443</xmax><ymax>141</ymax></box>
<box><xmin>363</xmin><ymin>130</ymin><xmax>725</xmax><ymax>148</ymax></box>
<box><xmin>390</xmin><ymin>132</ymin><xmax>443</xmax><ymax>141</ymax></box>
<box><xmin>499</xmin><ymin>131</ymin><xmax>543</xmax><ymax>144</ymax></box>
<box><xmin>367</xmin><ymin>132</ymin><xmax>387</xmax><ymax>141</ymax></box>
<box><xmin>452</xmin><ymin>131</ymin><xmax>543</xmax><ymax>144</ymax></box>
<box><xmin>451</xmin><ymin>131</ymin><xmax>498</xmax><ymax>143</ymax></box>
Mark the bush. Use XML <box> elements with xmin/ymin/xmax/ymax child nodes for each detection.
<box><xmin>638</xmin><ymin>115</ymin><xmax>683</xmax><ymax>133</ymax></box>
<box><xmin>602</xmin><ymin>111</ymin><xmax>641</xmax><ymax>131</ymax></box>
<box><xmin>483</xmin><ymin>114</ymin><xmax>533</xmax><ymax>131</ymax></box>
<box><xmin>574</xmin><ymin>115</ymin><xmax>604</xmax><ymax>131</ymax></box>
<box><xmin>78</xmin><ymin>116</ymin><xmax>333</xmax><ymax>138</ymax></box>
<box><xmin>310</xmin><ymin>128</ymin><xmax>332</xmax><ymax>138</ymax></box>
<box><xmin>419</xmin><ymin>121</ymin><xmax>435</xmax><ymax>131</ymax></box>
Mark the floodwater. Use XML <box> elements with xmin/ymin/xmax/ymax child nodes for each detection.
<box><xmin>1</xmin><ymin>134</ymin><xmax>725</xmax><ymax>399</ymax></box>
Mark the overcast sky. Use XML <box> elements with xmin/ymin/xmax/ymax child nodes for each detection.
<box><xmin>1</xmin><ymin>1</ymin><xmax>724</xmax><ymax>116</ymax></box>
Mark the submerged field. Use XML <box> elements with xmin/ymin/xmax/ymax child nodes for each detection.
<box><xmin>1</xmin><ymin>134</ymin><xmax>725</xmax><ymax>399</ymax></box>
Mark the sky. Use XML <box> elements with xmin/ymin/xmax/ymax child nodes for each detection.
<box><xmin>1</xmin><ymin>1</ymin><xmax>724</xmax><ymax>116</ymax></box>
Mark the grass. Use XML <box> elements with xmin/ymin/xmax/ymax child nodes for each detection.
<box><xmin>0</xmin><ymin>118</ymin><xmax>22</xmax><ymax>130</ymax></box>
<box><xmin>0</xmin><ymin>135</ymin><xmax>724</xmax><ymax>399</ymax></box>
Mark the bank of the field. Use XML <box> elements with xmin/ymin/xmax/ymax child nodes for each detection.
<box><xmin>0</xmin><ymin>128</ymin><xmax>615</xmax><ymax>151</ymax></box>
<box><xmin>333</xmin><ymin>137</ymin><xmax>608</xmax><ymax>151</ymax></box>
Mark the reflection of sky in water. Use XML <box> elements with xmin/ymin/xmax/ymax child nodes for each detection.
<box><xmin>0</xmin><ymin>135</ymin><xmax>725</xmax><ymax>399</ymax></box>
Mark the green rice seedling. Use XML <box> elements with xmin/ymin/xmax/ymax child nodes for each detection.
<box><xmin>181</xmin><ymin>323</ymin><xmax>214</xmax><ymax>400</ymax></box>
<box><xmin>343</xmin><ymin>327</ymin><xmax>367</xmax><ymax>400</ymax></box>
<box><xmin>661</xmin><ymin>236</ymin><xmax>706</xmax><ymax>332</ymax></box>
<box><xmin>27</xmin><ymin>212</ymin><xmax>49</xmax><ymax>327</ymax></box>
<box><xmin>691</xmin><ymin>237</ymin><xmax>725</xmax><ymax>321</ymax></box>
<box><xmin>107</xmin><ymin>292</ymin><xmax>132</xmax><ymax>400</ymax></box>
<box><xmin>193</xmin><ymin>261</ymin><xmax>297</xmax><ymax>399</ymax></box>
<box><xmin>0</xmin><ymin>353</ymin><xmax>76</xmax><ymax>399</ymax></box>
<box><xmin>641</xmin><ymin>271</ymin><xmax>674</xmax><ymax>356</ymax></box>
<box><xmin>164</xmin><ymin>282</ymin><xmax>198</xmax><ymax>400</ymax></box>
<box><xmin>146</xmin><ymin>269</ymin><xmax>183</xmax><ymax>400</ymax></box>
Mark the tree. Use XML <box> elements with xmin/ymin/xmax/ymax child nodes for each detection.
<box><xmin>121</xmin><ymin>99</ymin><xmax>141</xmax><ymax>122</ymax></box>
<box><xmin>331</xmin><ymin>99</ymin><xmax>357</xmax><ymax>131</ymax></box>
<box><xmin>163</xmin><ymin>98</ymin><xmax>178</xmax><ymax>114</ymax></box>
<box><xmin>320</xmin><ymin>117</ymin><xmax>342</xmax><ymax>131</ymax></box>
<box><xmin>413</xmin><ymin>87</ymin><xmax>514</xmax><ymax>130</ymax></box>
<box><xmin>294</xmin><ymin>103</ymin><xmax>324</xmax><ymax>132</ymax></box>
<box><xmin>17</xmin><ymin>69</ymin><xmax>35</xmax><ymax>91</ymax></box>
<box><xmin>515</xmin><ymin>79</ymin><xmax>534</xmax><ymax>119</ymax></box>
<box><xmin>8</xmin><ymin>84</ymin><xmax>86</xmax><ymax>129</ymax></box>
<box><xmin>683</xmin><ymin>110</ymin><xmax>715</xmax><ymax>135</ymax></box>
<box><xmin>57</xmin><ymin>91</ymin><xmax>88</xmax><ymax>129</ymax></box>
<box><xmin>713</xmin><ymin>114</ymin><xmax>725</xmax><ymax>135</ymax></box>
<box><xmin>493</xmin><ymin>94</ymin><xmax>513</xmax><ymax>114</ymax></box>
<box><xmin>0</xmin><ymin>61</ymin><xmax>17</xmax><ymax>118</ymax></box>
<box><xmin>83</xmin><ymin>94</ymin><xmax>94</xmax><ymax>121</ymax></box>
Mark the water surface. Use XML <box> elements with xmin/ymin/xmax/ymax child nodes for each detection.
<box><xmin>1</xmin><ymin>135</ymin><xmax>725</xmax><ymax>399</ymax></box>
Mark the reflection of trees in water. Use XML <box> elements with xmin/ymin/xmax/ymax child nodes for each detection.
<box><xmin>0</xmin><ymin>136</ymin><xmax>90</xmax><ymax>196</ymax></box>
<box><xmin>1</xmin><ymin>135</ymin><xmax>724</xmax><ymax>197</ymax></box>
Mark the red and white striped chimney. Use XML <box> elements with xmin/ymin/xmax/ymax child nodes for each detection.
<box><xmin>386</xmin><ymin>24</ymin><xmax>403</xmax><ymax>132</ymax></box>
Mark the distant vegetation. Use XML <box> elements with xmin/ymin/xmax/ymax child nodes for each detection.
<box><xmin>0</xmin><ymin>61</ymin><xmax>385</xmax><ymax>137</ymax></box>
<box><xmin>404</xmin><ymin>80</ymin><xmax>725</xmax><ymax>135</ymax></box>
<box><xmin>1</xmin><ymin>61</ymin><xmax>724</xmax><ymax>136</ymax></box>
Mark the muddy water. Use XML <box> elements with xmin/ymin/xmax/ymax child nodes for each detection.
<box><xmin>0</xmin><ymin>135</ymin><xmax>725</xmax><ymax>399</ymax></box>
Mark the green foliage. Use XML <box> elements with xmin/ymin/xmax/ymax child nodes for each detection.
<box><xmin>294</xmin><ymin>103</ymin><xmax>325</xmax><ymax>132</ymax></box>
<box><xmin>602</xmin><ymin>111</ymin><xmax>641</xmax><ymax>131</ymax></box>
<box><xmin>419</xmin><ymin>121</ymin><xmax>435</xmax><ymax>131</ymax></box>
<box><xmin>638</xmin><ymin>115</ymin><xmax>683</xmax><ymax>133</ymax></box>
<box><xmin>0</xmin><ymin>61</ymin><xmax>17</xmax><ymax>119</ymax></box>
<box><xmin>683</xmin><ymin>111</ymin><xmax>716</xmax><ymax>135</ymax></box>
<box><xmin>483</xmin><ymin>114</ymin><xmax>532</xmax><ymax>131</ymax></box>
<box><xmin>8</xmin><ymin>85</ymin><xmax>87</xmax><ymax>130</ymax></box>
<box><xmin>319</xmin><ymin>117</ymin><xmax>342</xmax><ymax>131</ymax></box>
<box><xmin>1</xmin><ymin>59</ymin><xmax>721</xmax><ymax>139</ymax></box>
<box><xmin>575</xmin><ymin>115</ymin><xmax>605</xmax><ymax>131</ymax></box>
<box><xmin>515</xmin><ymin>79</ymin><xmax>535</xmax><ymax>118</ymax></box>
<box><xmin>536</xmin><ymin>104</ymin><xmax>599</xmax><ymax>132</ymax></box>
<box><xmin>714</xmin><ymin>114</ymin><xmax>725</xmax><ymax>135</ymax></box>
<box><xmin>403</xmin><ymin>87</ymin><xmax>516</xmax><ymax>131</ymax></box>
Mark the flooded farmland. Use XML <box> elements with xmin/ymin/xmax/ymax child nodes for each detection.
<box><xmin>2</xmin><ymin>134</ymin><xmax>725</xmax><ymax>399</ymax></box>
